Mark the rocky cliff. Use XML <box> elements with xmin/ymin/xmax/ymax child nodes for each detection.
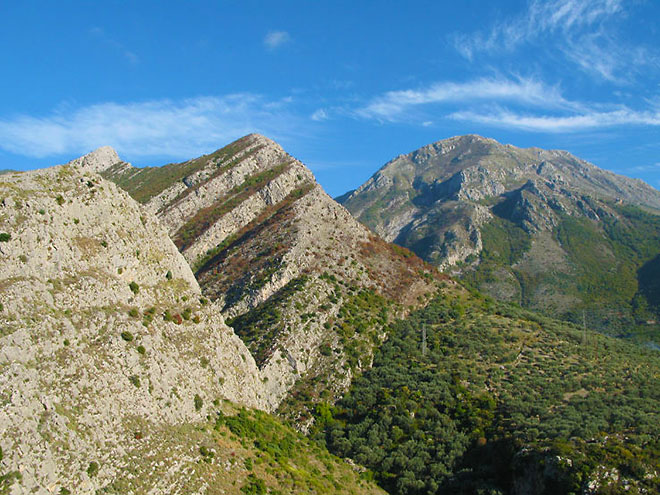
<box><xmin>102</xmin><ymin>134</ymin><xmax>442</xmax><ymax>421</ymax></box>
<box><xmin>0</xmin><ymin>152</ymin><xmax>389</xmax><ymax>494</ymax></box>
<box><xmin>340</xmin><ymin>135</ymin><xmax>660</xmax><ymax>337</ymax></box>
<box><xmin>0</xmin><ymin>159</ymin><xmax>269</xmax><ymax>492</ymax></box>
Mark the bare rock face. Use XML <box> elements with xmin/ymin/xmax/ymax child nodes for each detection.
<box><xmin>0</xmin><ymin>163</ymin><xmax>266</xmax><ymax>493</ymax></box>
<box><xmin>342</xmin><ymin>135</ymin><xmax>660</xmax><ymax>256</ymax></box>
<box><xmin>64</xmin><ymin>145</ymin><xmax>121</xmax><ymax>173</ymax></box>
<box><xmin>103</xmin><ymin>134</ymin><xmax>441</xmax><ymax>421</ymax></box>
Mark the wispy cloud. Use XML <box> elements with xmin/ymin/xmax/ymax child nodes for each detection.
<box><xmin>264</xmin><ymin>30</ymin><xmax>291</xmax><ymax>50</ymax></box>
<box><xmin>452</xmin><ymin>0</ymin><xmax>655</xmax><ymax>83</ymax></box>
<box><xmin>0</xmin><ymin>95</ymin><xmax>301</xmax><ymax>160</ymax></box>
<box><xmin>357</xmin><ymin>77</ymin><xmax>577</xmax><ymax>121</ymax></box>
<box><xmin>311</xmin><ymin>109</ymin><xmax>329</xmax><ymax>121</ymax></box>
<box><xmin>90</xmin><ymin>27</ymin><xmax>139</xmax><ymax>65</ymax></box>
<box><xmin>355</xmin><ymin>75</ymin><xmax>660</xmax><ymax>133</ymax></box>
<box><xmin>449</xmin><ymin>107</ymin><xmax>660</xmax><ymax>132</ymax></box>
<box><xmin>454</xmin><ymin>0</ymin><xmax>623</xmax><ymax>57</ymax></box>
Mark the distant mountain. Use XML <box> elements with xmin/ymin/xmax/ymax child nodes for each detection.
<box><xmin>340</xmin><ymin>135</ymin><xmax>660</xmax><ymax>338</ymax></box>
<box><xmin>102</xmin><ymin>134</ymin><xmax>441</xmax><ymax>422</ymax></box>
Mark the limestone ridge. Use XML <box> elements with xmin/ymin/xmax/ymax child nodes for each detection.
<box><xmin>64</xmin><ymin>145</ymin><xmax>122</xmax><ymax>173</ymax></box>
<box><xmin>105</xmin><ymin>134</ymin><xmax>441</xmax><ymax>419</ymax></box>
<box><xmin>0</xmin><ymin>163</ymin><xmax>267</xmax><ymax>492</ymax></box>
<box><xmin>340</xmin><ymin>134</ymin><xmax>660</xmax><ymax>333</ymax></box>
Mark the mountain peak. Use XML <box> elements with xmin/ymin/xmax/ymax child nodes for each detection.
<box><xmin>66</xmin><ymin>145</ymin><xmax>122</xmax><ymax>173</ymax></box>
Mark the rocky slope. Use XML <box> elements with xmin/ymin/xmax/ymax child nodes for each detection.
<box><xmin>0</xmin><ymin>158</ymin><xmax>387</xmax><ymax>494</ymax></box>
<box><xmin>340</xmin><ymin>135</ymin><xmax>660</xmax><ymax>337</ymax></box>
<box><xmin>102</xmin><ymin>134</ymin><xmax>442</xmax><ymax>420</ymax></box>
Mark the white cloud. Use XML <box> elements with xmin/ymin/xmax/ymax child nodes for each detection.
<box><xmin>455</xmin><ymin>0</ymin><xmax>623</xmax><ymax>57</ymax></box>
<box><xmin>451</xmin><ymin>0</ymin><xmax>657</xmax><ymax>82</ymax></box>
<box><xmin>357</xmin><ymin>77</ymin><xmax>576</xmax><ymax>121</ymax></box>
<box><xmin>264</xmin><ymin>31</ymin><xmax>291</xmax><ymax>50</ymax></box>
<box><xmin>311</xmin><ymin>109</ymin><xmax>329</xmax><ymax>121</ymax></box>
<box><xmin>354</xmin><ymin>74</ymin><xmax>660</xmax><ymax>134</ymax></box>
<box><xmin>449</xmin><ymin>107</ymin><xmax>660</xmax><ymax>132</ymax></box>
<box><xmin>0</xmin><ymin>95</ymin><xmax>301</xmax><ymax>160</ymax></box>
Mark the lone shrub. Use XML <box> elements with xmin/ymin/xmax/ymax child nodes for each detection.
<box><xmin>199</xmin><ymin>445</ymin><xmax>215</xmax><ymax>463</ymax></box>
<box><xmin>241</xmin><ymin>474</ymin><xmax>267</xmax><ymax>495</ymax></box>
<box><xmin>182</xmin><ymin>307</ymin><xmax>192</xmax><ymax>320</ymax></box>
<box><xmin>87</xmin><ymin>461</ymin><xmax>99</xmax><ymax>477</ymax></box>
<box><xmin>0</xmin><ymin>233</ymin><xmax>10</xmax><ymax>242</ymax></box>
<box><xmin>128</xmin><ymin>308</ymin><xmax>139</xmax><ymax>318</ymax></box>
<box><xmin>137</xmin><ymin>345</ymin><xmax>146</xmax><ymax>355</ymax></box>
<box><xmin>129</xmin><ymin>375</ymin><xmax>140</xmax><ymax>388</ymax></box>
<box><xmin>120</xmin><ymin>331</ymin><xmax>134</xmax><ymax>342</ymax></box>
<box><xmin>194</xmin><ymin>394</ymin><xmax>203</xmax><ymax>411</ymax></box>
<box><xmin>166</xmin><ymin>270</ymin><xmax>173</xmax><ymax>280</ymax></box>
<box><xmin>129</xmin><ymin>281</ymin><xmax>139</xmax><ymax>294</ymax></box>
<box><xmin>55</xmin><ymin>195</ymin><xmax>65</xmax><ymax>205</ymax></box>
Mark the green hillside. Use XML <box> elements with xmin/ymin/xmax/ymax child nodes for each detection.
<box><xmin>463</xmin><ymin>203</ymin><xmax>660</xmax><ymax>343</ymax></box>
<box><xmin>314</xmin><ymin>288</ymin><xmax>660</xmax><ymax>494</ymax></box>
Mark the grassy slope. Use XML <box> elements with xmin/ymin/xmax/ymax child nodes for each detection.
<box><xmin>314</xmin><ymin>288</ymin><xmax>660</xmax><ymax>495</ymax></box>
<box><xmin>100</xmin><ymin>135</ymin><xmax>255</xmax><ymax>205</ymax></box>
<box><xmin>33</xmin><ymin>402</ymin><xmax>384</xmax><ymax>495</ymax></box>
<box><xmin>462</xmin><ymin>204</ymin><xmax>660</xmax><ymax>343</ymax></box>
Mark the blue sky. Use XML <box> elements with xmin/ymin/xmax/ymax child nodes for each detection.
<box><xmin>1</xmin><ymin>0</ymin><xmax>659</xmax><ymax>196</ymax></box>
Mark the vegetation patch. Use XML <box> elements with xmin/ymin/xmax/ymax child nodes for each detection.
<box><xmin>227</xmin><ymin>276</ymin><xmax>309</xmax><ymax>366</ymax></box>
<box><xmin>317</xmin><ymin>292</ymin><xmax>660</xmax><ymax>494</ymax></box>
<box><xmin>173</xmin><ymin>161</ymin><xmax>292</xmax><ymax>251</ymax></box>
<box><xmin>100</xmin><ymin>135</ymin><xmax>257</xmax><ymax>204</ymax></box>
<box><xmin>193</xmin><ymin>182</ymin><xmax>313</xmax><ymax>276</ymax></box>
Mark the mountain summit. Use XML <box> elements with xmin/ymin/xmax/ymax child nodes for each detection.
<box><xmin>340</xmin><ymin>135</ymin><xmax>660</xmax><ymax>336</ymax></box>
<box><xmin>65</xmin><ymin>145</ymin><xmax>122</xmax><ymax>173</ymax></box>
<box><xmin>102</xmin><ymin>133</ymin><xmax>440</xmax><ymax>419</ymax></box>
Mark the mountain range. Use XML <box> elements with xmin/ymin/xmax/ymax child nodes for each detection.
<box><xmin>340</xmin><ymin>134</ymin><xmax>660</xmax><ymax>341</ymax></box>
<box><xmin>1</xmin><ymin>134</ymin><xmax>659</xmax><ymax>494</ymax></box>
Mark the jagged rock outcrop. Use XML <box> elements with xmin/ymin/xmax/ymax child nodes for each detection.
<box><xmin>340</xmin><ymin>134</ymin><xmax>660</xmax><ymax>333</ymax></box>
<box><xmin>103</xmin><ymin>134</ymin><xmax>442</xmax><ymax>419</ymax></box>
<box><xmin>0</xmin><ymin>163</ymin><xmax>269</xmax><ymax>493</ymax></box>
<box><xmin>64</xmin><ymin>145</ymin><xmax>122</xmax><ymax>173</ymax></box>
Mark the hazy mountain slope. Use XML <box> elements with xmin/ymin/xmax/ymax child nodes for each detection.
<box><xmin>340</xmin><ymin>135</ymin><xmax>660</xmax><ymax>337</ymax></box>
<box><xmin>103</xmin><ymin>134</ymin><xmax>441</xmax><ymax>420</ymax></box>
<box><xmin>317</xmin><ymin>287</ymin><xmax>660</xmax><ymax>494</ymax></box>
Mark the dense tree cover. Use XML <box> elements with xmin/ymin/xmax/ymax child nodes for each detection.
<box><xmin>315</xmin><ymin>290</ymin><xmax>660</xmax><ymax>494</ymax></box>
